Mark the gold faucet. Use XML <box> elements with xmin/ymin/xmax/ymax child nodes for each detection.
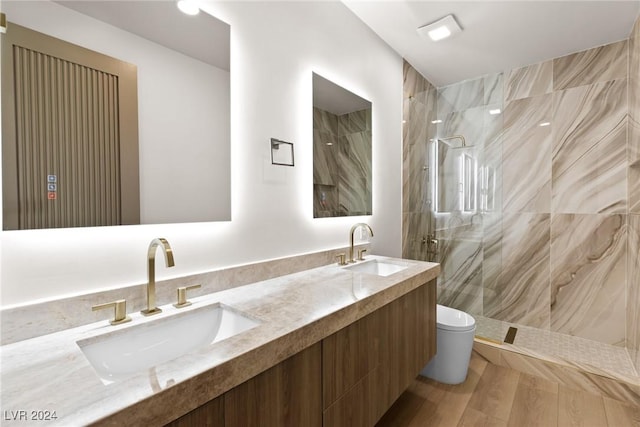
<box><xmin>349</xmin><ymin>223</ymin><xmax>374</xmax><ymax>263</ymax></box>
<box><xmin>141</xmin><ymin>238</ymin><xmax>175</xmax><ymax>316</ymax></box>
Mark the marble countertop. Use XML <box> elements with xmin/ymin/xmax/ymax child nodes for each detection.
<box><xmin>0</xmin><ymin>256</ymin><xmax>439</xmax><ymax>426</ymax></box>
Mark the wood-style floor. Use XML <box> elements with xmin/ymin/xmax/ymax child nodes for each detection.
<box><xmin>376</xmin><ymin>352</ymin><xmax>640</xmax><ymax>427</ymax></box>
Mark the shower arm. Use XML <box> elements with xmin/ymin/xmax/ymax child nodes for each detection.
<box><xmin>437</xmin><ymin>135</ymin><xmax>467</xmax><ymax>147</ymax></box>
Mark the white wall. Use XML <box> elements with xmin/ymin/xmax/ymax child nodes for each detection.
<box><xmin>0</xmin><ymin>1</ymin><xmax>403</xmax><ymax>307</ymax></box>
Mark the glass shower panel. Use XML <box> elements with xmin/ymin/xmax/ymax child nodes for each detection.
<box><xmin>401</xmin><ymin>81</ymin><xmax>437</xmax><ymax>263</ymax></box>
<box><xmin>430</xmin><ymin>73</ymin><xmax>504</xmax><ymax>319</ymax></box>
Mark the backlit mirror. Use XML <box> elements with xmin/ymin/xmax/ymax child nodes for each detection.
<box><xmin>312</xmin><ymin>73</ymin><xmax>371</xmax><ymax>218</ymax></box>
<box><xmin>1</xmin><ymin>0</ymin><xmax>230</xmax><ymax>230</ymax></box>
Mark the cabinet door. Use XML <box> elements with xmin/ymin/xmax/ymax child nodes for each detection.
<box><xmin>165</xmin><ymin>395</ymin><xmax>224</xmax><ymax>427</ymax></box>
<box><xmin>323</xmin><ymin>281</ymin><xmax>436</xmax><ymax>426</ymax></box>
<box><xmin>225</xmin><ymin>342</ymin><xmax>322</xmax><ymax>427</ymax></box>
<box><xmin>322</xmin><ymin>305</ymin><xmax>381</xmax><ymax>409</ymax></box>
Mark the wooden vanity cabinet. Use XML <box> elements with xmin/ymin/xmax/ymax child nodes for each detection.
<box><xmin>322</xmin><ymin>281</ymin><xmax>436</xmax><ymax>426</ymax></box>
<box><xmin>166</xmin><ymin>281</ymin><xmax>435</xmax><ymax>427</ymax></box>
<box><xmin>166</xmin><ymin>343</ymin><xmax>321</xmax><ymax>427</ymax></box>
<box><xmin>166</xmin><ymin>395</ymin><xmax>224</xmax><ymax>427</ymax></box>
<box><xmin>224</xmin><ymin>342</ymin><xmax>322</xmax><ymax>427</ymax></box>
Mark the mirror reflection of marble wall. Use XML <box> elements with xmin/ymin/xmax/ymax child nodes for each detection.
<box><xmin>1</xmin><ymin>0</ymin><xmax>230</xmax><ymax>229</ymax></box>
<box><xmin>312</xmin><ymin>73</ymin><xmax>371</xmax><ymax>218</ymax></box>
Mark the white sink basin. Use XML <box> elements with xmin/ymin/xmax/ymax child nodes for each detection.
<box><xmin>77</xmin><ymin>303</ymin><xmax>260</xmax><ymax>384</ymax></box>
<box><xmin>343</xmin><ymin>259</ymin><xmax>408</xmax><ymax>277</ymax></box>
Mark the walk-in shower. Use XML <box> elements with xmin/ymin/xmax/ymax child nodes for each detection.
<box><xmin>403</xmin><ymin>40</ymin><xmax>639</xmax><ymax>391</ymax></box>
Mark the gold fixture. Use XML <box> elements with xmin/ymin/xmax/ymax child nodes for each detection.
<box><xmin>425</xmin><ymin>233</ymin><xmax>439</xmax><ymax>262</ymax></box>
<box><xmin>437</xmin><ymin>135</ymin><xmax>468</xmax><ymax>148</ymax></box>
<box><xmin>349</xmin><ymin>223</ymin><xmax>374</xmax><ymax>263</ymax></box>
<box><xmin>174</xmin><ymin>284</ymin><xmax>201</xmax><ymax>308</ymax></box>
<box><xmin>357</xmin><ymin>248</ymin><xmax>367</xmax><ymax>261</ymax></box>
<box><xmin>142</xmin><ymin>238</ymin><xmax>175</xmax><ymax>316</ymax></box>
<box><xmin>504</xmin><ymin>327</ymin><xmax>518</xmax><ymax>344</ymax></box>
<box><xmin>92</xmin><ymin>299</ymin><xmax>131</xmax><ymax>325</ymax></box>
<box><xmin>336</xmin><ymin>253</ymin><xmax>347</xmax><ymax>266</ymax></box>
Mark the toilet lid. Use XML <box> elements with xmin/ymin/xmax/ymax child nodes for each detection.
<box><xmin>436</xmin><ymin>304</ymin><xmax>476</xmax><ymax>332</ymax></box>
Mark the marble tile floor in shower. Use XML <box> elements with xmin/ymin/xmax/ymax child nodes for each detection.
<box><xmin>475</xmin><ymin>315</ymin><xmax>638</xmax><ymax>381</ymax></box>
<box><xmin>376</xmin><ymin>352</ymin><xmax>640</xmax><ymax>427</ymax></box>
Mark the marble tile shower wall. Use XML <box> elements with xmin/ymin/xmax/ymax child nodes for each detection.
<box><xmin>402</xmin><ymin>60</ymin><xmax>437</xmax><ymax>261</ymax></box>
<box><xmin>496</xmin><ymin>39</ymin><xmax>632</xmax><ymax>349</ymax></box>
<box><xmin>629</xmin><ymin>15</ymin><xmax>640</xmax><ymax>373</ymax></box>
<box><xmin>402</xmin><ymin>23</ymin><xmax>640</xmax><ymax>365</ymax></box>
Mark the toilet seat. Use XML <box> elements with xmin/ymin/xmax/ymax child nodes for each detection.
<box><xmin>436</xmin><ymin>304</ymin><xmax>476</xmax><ymax>332</ymax></box>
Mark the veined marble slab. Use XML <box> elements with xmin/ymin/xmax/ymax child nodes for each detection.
<box><xmin>553</xmin><ymin>40</ymin><xmax>628</xmax><ymax>90</ymax></box>
<box><xmin>402</xmin><ymin>61</ymin><xmax>437</xmax><ymax>263</ymax></box>
<box><xmin>503</xmin><ymin>94</ymin><xmax>552</xmax><ymax>213</ymax></box>
<box><xmin>628</xmin><ymin>8</ymin><xmax>640</xmax><ymax>376</ymax></box>
<box><xmin>550</xmin><ymin>214</ymin><xmax>627</xmax><ymax>345</ymax></box>
<box><xmin>552</xmin><ymin>79</ymin><xmax>628</xmax><ymax>214</ymax></box>
<box><xmin>494</xmin><ymin>213</ymin><xmax>550</xmax><ymax>328</ymax></box>
<box><xmin>629</xmin><ymin>215</ymin><xmax>640</xmax><ymax>373</ymax></box>
<box><xmin>630</xmin><ymin>20</ymin><xmax>640</xmax><ymax>214</ymax></box>
<box><xmin>436</xmin><ymin>232</ymin><xmax>483</xmax><ymax>316</ymax></box>
<box><xmin>482</xmin><ymin>212</ymin><xmax>503</xmax><ymax>317</ymax></box>
<box><xmin>1</xmin><ymin>245</ymin><xmax>369</xmax><ymax>345</ymax></box>
<box><xmin>403</xmin><ymin>59</ymin><xmax>432</xmax><ymax>100</ymax></box>
<box><xmin>505</xmin><ymin>60</ymin><xmax>553</xmax><ymax>102</ymax></box>
<box><xmin>437</xmin><ymin>77</ymin><xmax>485</xmax><ymax>116</ymax></box>
<box><xmin>0</xmin><ymin>256</ymin><xmax>440</xmax><ymax>426</ymax></box>
<box><xmin>402</xmin><ymin>212</ymin><xmax>431</xmax><ymax>261</ymax></box>
<box><xmin>484</xmin><ymin>72</ymin><xmax>503</xmax><ymax>106</ymax></box>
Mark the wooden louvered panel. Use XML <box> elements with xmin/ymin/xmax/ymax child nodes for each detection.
<box><xmin>13</xmin><ymin>45</ymin><xmax>121</xmax><ymax>229</ymax></box>
<box><xmin>2</xmin><ymin>22</ymin><xmax>140</xmax><ymax>230</ymax></box>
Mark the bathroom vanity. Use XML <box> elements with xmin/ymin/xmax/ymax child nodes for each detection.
<box><xmin>0</xmin><ymin>256</ymin><xmax>438</xmax><ymax>426</ymax></box>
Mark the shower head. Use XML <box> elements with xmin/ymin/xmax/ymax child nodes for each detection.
<box><xmin>437</xmin><ymin>135</ymin><xmax>469</xmax><ymax>148</ymax></box>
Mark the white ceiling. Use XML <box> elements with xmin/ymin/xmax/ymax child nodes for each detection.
<box><xmin>343</xmin><ymin>1</ymin><xmax>640</xmax><ymax>87</ymax></box>
<box><xmin>314</xmin><ymin>73</ymin><xmax>371</xmax><ymax>115</ymax></box>
<box><xmin>55</xmin><ymin>1</ymin><xmax>230</xmax><ymax>71</ymax></box>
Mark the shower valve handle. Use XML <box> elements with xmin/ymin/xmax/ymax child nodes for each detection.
<box><xmin>425</xmin><ymin>235</ymin><xmax>439</xmax><ymax>252</ymax></box>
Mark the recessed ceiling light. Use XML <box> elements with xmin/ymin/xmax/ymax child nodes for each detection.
<box><xmin>539</xmin><ymin>122</ymin><xmax>551</xmax><ymax>127</ymax></box>
<box><xmin>177</xmin><ymin>0</ymin><xmax>199</xmax><ymax>15</ymax></box>
<box><xmin>417</xmin><ymin>15</ymin><xmax>462</xmax><ymax>42</ymax></box>
<box><xmin>489</xmin><ymin>109</ymin><xmax>501</xmax><ymax>115</ymax></box>
<box><xmin>429</xmin><ymin>26</ymin><xmax>451</xmax><ymax>41</ymax></box>
<box><xmin>431</xmin><ymin>119</ymin><xmax>443</xmax><ymax>124</ymax></box>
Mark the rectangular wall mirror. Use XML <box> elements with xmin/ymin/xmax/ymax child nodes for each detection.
<box><xmin>312</xmin><ymin>73</ymin><xmax>371</xmax><ymax>218</ymax></box>
<box><xmin>1</xmin><ymin>0</ymin><xmax>230</xmax><ymax>230</ymax></box>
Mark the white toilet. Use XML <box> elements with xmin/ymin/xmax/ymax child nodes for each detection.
<box><xmin>420</xmin><ymin>304</ymin><xmax>476</xmax><ymax>384</ymax></box>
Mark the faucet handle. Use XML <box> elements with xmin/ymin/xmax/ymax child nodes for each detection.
<box><xmin>92</xmin><ymin>299</ymin><xmax>131</xmax><ymax>325</ymax></box>
<box><xmin>336</xmin><ymin>253</ymin><xmax>348</xmax><ymax>266</ymax></box>
<box><xmin>357</xmin><ymin>248</ymin><xmax>367</xmax><ymax>261</ymax></box>
<box><xmin>174</xmin><ymin>284</ymin><xmax>201</xmax><ymax>308</ymax></box>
